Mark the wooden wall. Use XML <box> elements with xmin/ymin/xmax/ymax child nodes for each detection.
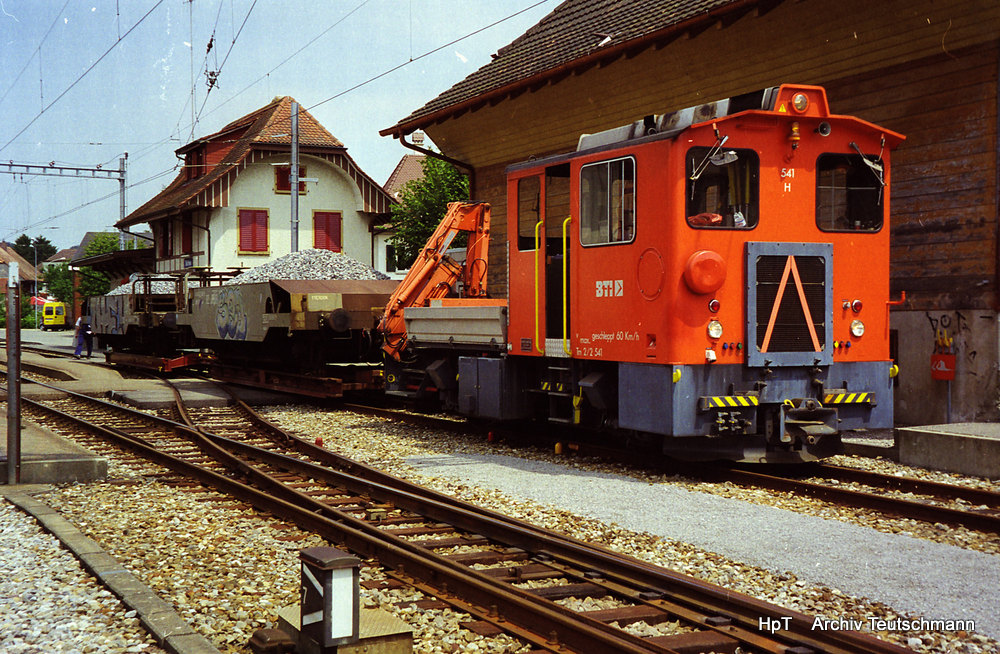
<box><xmin>429</xmin><ymin>0</ymin><xmax>998</xmax><ymax>165</ymax></box>
<box><xmin>826</xmin><ymin>43</ymin><xmax>998</xmax><ymax>311</ymax></box>
<box><xmin>431</xmin><ymin>0</ymin><xmax>1000</xmax><ymax>300</ymax></box>
<box><xmin>476</xmin><ymin>163</ymin><xmax>509</xmax><ymax>295</ymax></box>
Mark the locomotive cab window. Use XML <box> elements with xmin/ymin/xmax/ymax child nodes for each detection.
<box><xmin>816</xmin><ymin>153</ymin><xmax>884</xmax><ymax>232</ymax></box>
<box><xmin>686</xmin><ymin>147</ymin><xmax>758</xmax><ymax>229</ymax></box>
<box><xmin>580</xmin><ymin>156</ymin><xmax>635</xmax><ymax>246</ymax></box>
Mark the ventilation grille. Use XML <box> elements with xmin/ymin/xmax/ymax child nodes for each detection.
<box><xmin>755</xmin><ymin>255</ymin><xmax>827</xmax><ymax>352</ymax></box>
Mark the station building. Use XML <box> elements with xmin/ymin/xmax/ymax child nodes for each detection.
<box><xmin>118</xmin><ymin>96</ymin><xmax>396</xmax><ymax>277</ymax></box>
<box><xmin>380</xmin><ymin>0</ymin><xmax>1000</xmax><ymax>425</ymax></box>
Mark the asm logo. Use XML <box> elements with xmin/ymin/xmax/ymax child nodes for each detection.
<box><xmin>596</xmin><ymin>279</ymin><xmax>624</xmax><ymax>297</ymax></box>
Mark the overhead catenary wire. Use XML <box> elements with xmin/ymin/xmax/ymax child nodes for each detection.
<box><xmin>1</xmin><ymin>167</ymin><xmax>175</xmax><ymax>241</ymax></box>
<box><xmin>206</xmin><ymin>0</ymin><xmax>553</xmax><ymax>140</ymax></box>
<box><xmin>0</xmin><ymin>0</ymin><xmax>166</xmax><ymax>156</ymax></box>
<box><xmin>170</xmin><ymin>0</ymin><xmax>254</xmax><ymax>146</ymax></box>
<box><xmin>4</xmin><ymin>1</ymin><xmax>554</xmax><ymax>242</ymax></box>
<box><xmin>0</xmin><ymin>0</ymin><xmax>71</xmax><ymax>110</ymax></box>
<box><xmin>190</xmin><ymin>0</ymin><xmax>259</xmax><ymax>130</ymax></box>
<box><xmin>201</xmin><ymin>0</ymin><xmax>371</xmax><ymax>120</ymax></box>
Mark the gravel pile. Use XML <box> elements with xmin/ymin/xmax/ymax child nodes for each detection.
<box><xmin>224</xmin><ymin>249</ymin><xmax>389</xmax><ymax>285</ymax></box>
<box><xmin>106</xmin><ymin>275</ymin><xmax>178</xmax><ymax>296</ymax></box>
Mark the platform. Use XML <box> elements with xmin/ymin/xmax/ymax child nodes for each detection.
<box><xmin>1</xmin><ymin>330</ymin><xmax>293</xmax><ymax>485</ymax></box>
<box><xmin>897</xmin><ymin>423</ymin><xmax>1000</xmax><ymax>479</ymax></box>
<box><xmin>4</xmin><ymin>328</ymin><xmax>298</xmax><ymax>409</ymax></box>
<box><xmin>0</xmin><ymin>405</ymin><xmax>108</xmax><ymax>484</ymax></box>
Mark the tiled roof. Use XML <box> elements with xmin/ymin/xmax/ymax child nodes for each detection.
<box><xmin>122</xmin><ymin>96</ymin><xmax>349</xmax><ymax>226</ymax></box>
<box><xmin>45</xmin><ymin>247</ymin><xmax>79</xmax><ymax>263</ymax></box>
<box><xmin>214</xmin><ymin>95</ymin><xmax>344</xmax><ymax>149</ymax></box>
<box><xmin>383</xmin><ymin>154</ymin><xmax>426</xmax><ymax>198</ymax></box>
<box><xmin>0</xmin><ymin>243</ymin><xmax>38</xmax><ymax>282</ymax></box>
<box><xmin>382</xmin><ymin>0</ymin><xmax>747</xmax><ymax>135</ymax></box>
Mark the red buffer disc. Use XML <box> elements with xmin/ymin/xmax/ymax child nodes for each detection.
<box><xmin>683</xmin><ymin>250</ymin><xmax>727</xmax><ymax>294</ymax></box>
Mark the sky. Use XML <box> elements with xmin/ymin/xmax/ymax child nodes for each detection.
<box><xmin>0</xmin><ymin>0</ymin><xmax>557</xmax><ymax>255</ymax></box>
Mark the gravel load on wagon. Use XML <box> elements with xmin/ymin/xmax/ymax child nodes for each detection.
<box><xmin>224</xmin><ymin>249</ymin><xmax>390</xmax><ymax>285</ymax></box>
<box><xmin>106</xmin><ymin>277</ymin><xmax>177</xmax><ymax>296</ymax></box>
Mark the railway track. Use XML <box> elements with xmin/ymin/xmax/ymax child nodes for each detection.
<box><xmin>4</xmin><ymin>373</ymin><xmax>913</xmax><ymax>654</ymax></box>
<box><xmin>342</xmin><ymin>400</ymin><xmax>1000</xmax><ymax>538</ymax></box>
<box><xmin>723</xmin><ymin>463</ymin><xmax>1000</xmax><ymax>535</ymax></box>
<box><xmin>6</xmin><ymin>347</ymin><xmax>998</xmax><ymax>538</ymax></box>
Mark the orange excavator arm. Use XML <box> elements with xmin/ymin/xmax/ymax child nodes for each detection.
<box><xmin>379</xmin><ymin>202</ymin><xmax>491</xmax><ymax>360</ymax></box>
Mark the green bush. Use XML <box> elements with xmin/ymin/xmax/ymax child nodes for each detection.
<box><xmin>0</xmin><ymin>294</ymin><xmax>39</xmax><ymax>329</ymax></box>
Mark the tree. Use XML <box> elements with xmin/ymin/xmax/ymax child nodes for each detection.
<box><xmin>44</xmin><ymin>263</ymin><xmax>74</xmax><ymax>303</ymax></box>
<box><xmin>0</xmin><ymin>294</ymin><xmax>36</xmax><ymax>329</ymax></box>
<box><xmin>45</xmin><ymin>233</ymin><xmax>126</xmax><ymax>303</ymax></box>
<box><xmin>11</xmin><ymin>234</ymin><xmax>33</xmax><ymax>261</ymax></box>
<box><xmin>11</xmin><ymin>233</ymin><xmax>57</xmax><ymax>265</ymax></box>
<box><xmin>388</xmin><ymin>155</ymin><xmax>469</xmax><ymax>268</ymax></box>
<box><xmin>76</xmin><ymin>233</ymin><xmax>123</xmax><ymax>297</ymax></box>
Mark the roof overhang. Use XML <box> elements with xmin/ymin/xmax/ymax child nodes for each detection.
<box><xmin>71</xmin><ymin>248</ymin><xmax>156</xmax><ymax>279</ymax></box>
<box><xmin>380</xmin><ymin>0</ymin><xmax>771</xmax><ymax>139</ymax></box>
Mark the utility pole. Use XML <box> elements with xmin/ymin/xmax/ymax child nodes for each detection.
<box><xmin>290</xmin><ymin>101</ymin><xmax>300</xmax><ymax>253</ymax></box>
<box><xmin>118</xmin><ymin>155</ymin><xmax>128</xmax><ymax>248</ymax></box>
<box><xmin>6</xmin><ymin>262</ymin><xmax>22</xmax><ymax>485</ymax></box>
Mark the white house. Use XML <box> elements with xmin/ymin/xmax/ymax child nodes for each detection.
<box><xmin>117</xmin><ymin>96</ymin><xmax>396</xmax><ymax>275</ymax></box>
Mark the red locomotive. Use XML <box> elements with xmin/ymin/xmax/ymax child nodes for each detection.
<box><xmin>388</xmin><ymin>83</ymin><xmax>904</xmax><ymax>462</ymax></box>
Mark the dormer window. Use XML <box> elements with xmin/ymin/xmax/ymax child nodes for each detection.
<box><xmin>275</xmin><ymin>166</ymin><xmax>307</xmax><ymax>194</ymax></box>
<box><xmin>185</xmin><ymin>149</ymin><xmax>205</xmax><ymax>181</ymax></box>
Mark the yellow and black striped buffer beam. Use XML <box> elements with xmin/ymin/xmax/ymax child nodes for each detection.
<box><xmin>700</xmin><ymin>395</ymin><xmax>760</xmax><ymax>410</ymax></box>
<box><xmin>823</xmin><ymin>392</ymin><xmax>873</xmax><ymax>405</ymax></box>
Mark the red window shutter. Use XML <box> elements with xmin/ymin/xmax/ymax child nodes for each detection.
<box><xmin>254</xmin><ymin>210</ymin><xmax>268</xmax><ymax>251</ymax></box>
<box><xmin>275</xmin><ymin>166</ymin><xmax>306</xmax><ymax>193</ymax></box>
<box><xmin>159</xmin><ymin>222</ymin><xmax>171</xmax><ymax>258</ymax></box>
<box><xmin>314</xmin><ymin>212</ymin><xmax>342</xmax><ymax>252</ymax></box>
<box><xmin>275</xmin><ymin>166</ymin><xmax>290</xmax><ymax>193</ymax></box>
<box><xmin>181</xmin><ymin>220</ymin><xmax>193</xmax><ymax>254</ymax></box>
<box><xmin>239</xmin><ymin>211</ymin><xmax>253</xmax><ymax>251</ymax></box>
<box><xmin>239</xmin><ymin>209</ymin><xmax>268</xmax><ymax>252</ymax></box>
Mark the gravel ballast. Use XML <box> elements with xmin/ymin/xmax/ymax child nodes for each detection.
<box><xmin>13</xmin><ymin>400</ymin><xmax>999</xmax><ymax>654</ymax></box>
<box><xmin>0</xmin><ymin>497</ymin><xmax>166</xmax><ymax>654</ymax></box>
<box><xmin>405</xmin><ymin>452</ymin><xmax>1000</xmax><ymax>639</ymax></box>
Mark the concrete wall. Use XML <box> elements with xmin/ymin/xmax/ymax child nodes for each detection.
<box><xmin>892</xmin><ymin>309</ymin><xmax>1000</xmax><ymax>424</ymax></box>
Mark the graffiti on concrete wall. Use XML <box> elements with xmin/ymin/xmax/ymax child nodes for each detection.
<box><xmin>215</xmin><ymin>287</ymin><xmax>249</xmax><ymax>340</ymax></box>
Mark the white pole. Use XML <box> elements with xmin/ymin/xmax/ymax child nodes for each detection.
<box><xmin>291</xmin><ymin>102</ymin><xmax>299</xmax><ymax>253</ymax></box>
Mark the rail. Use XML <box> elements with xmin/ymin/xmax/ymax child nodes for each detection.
<box><xmin>4</xmin><ymin>372</ymin><xmax>915</xmax><ymax>654</ymax></box>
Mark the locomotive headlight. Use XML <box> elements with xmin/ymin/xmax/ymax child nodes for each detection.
<box><xmin>850</xmin><ymin>319</ymin><xmax>865</xmax><ymax>338</ymax></box>
<box><xmin>792</xmin><ymin>93</ymin><xmax>809</xmax><ymax>112</ymax></box>
<box><xmin>707</xmin><ymin>319</ymin><xmax>723</xmax><ymax>339</ymax></box>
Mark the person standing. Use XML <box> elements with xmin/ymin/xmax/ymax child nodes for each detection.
<box><xmin>73</xmin><ymin>315</ymin><xmax>93</xmax><ymax>359</ymax></box>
